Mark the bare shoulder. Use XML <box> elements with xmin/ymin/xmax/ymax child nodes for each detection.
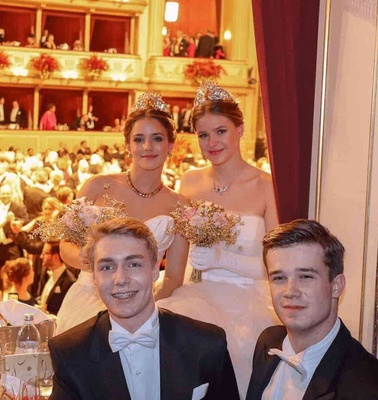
<box><xmin>78</xmin><ymin>173</ymin><xmax>124</xmax><ymax>199</ymax></box>
<box><xmin>163</xmin><ymin>186</ymin><xmax>190</xmax><ymax>208</ymax></box>
<box><xmin>180</xmin><ymin>167</ymin><xmax>210</xmax><ymax>196</ymax></box>
<box><xmin>246</xmin><ymin>165</ymin><xmax>273</xmax><ymax>188</ymax></box>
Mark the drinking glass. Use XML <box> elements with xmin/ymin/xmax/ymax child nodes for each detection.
<box><xmin>0</xmin><ymin>328</ymin><xmax>11</xmax><ymax>356</ymax></box>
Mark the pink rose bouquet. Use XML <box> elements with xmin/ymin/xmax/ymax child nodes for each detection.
<box><xmin>33</xmin><ymin>196</ymin><xmax>126</xmax><ymax>247</ymax></box>
<box><xmin>169</xmin><ymin>200</ymin><xmax>243</xmax><ymax>247</ymax></box>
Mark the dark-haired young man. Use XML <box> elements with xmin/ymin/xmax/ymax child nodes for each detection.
<box><xmin>247</xmin><ymin>219</ymin><xmax>378</xmax><ymax>400</ymax></box>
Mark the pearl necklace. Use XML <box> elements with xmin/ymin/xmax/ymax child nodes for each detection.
<box><xmin>212</xmin><ymin>164</ymin><xmax>246</xmax><ymax>196</ymax></box>
<box><xmin>125</xmin><ymin>170</ymin><xmax>163</xmax><ymax>198</ymax></box>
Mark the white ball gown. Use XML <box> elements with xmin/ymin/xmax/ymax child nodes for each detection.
<box><xmin>156</xmin><ymin>215</ymin><xmax>280</xmax><ymax>399</ymax></box>
<box><xmin>56</xmin><ymin>215</ymin><xmax>175</xmax><ymax>334</ymax></box>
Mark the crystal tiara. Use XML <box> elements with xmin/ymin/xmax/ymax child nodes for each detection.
<box><xmin>193</xmin><ymin>80</ymin><xmax>237</xmax><ymax>109</ymax></box>
<box><xmin>131</xmin><ymin>91</ymin><xmax>171</xmax><ymax>114</ymax></box>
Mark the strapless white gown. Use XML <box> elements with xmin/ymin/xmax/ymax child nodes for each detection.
<box><xmin>157</xmin><ymin>215</ymin><xmax>280</xmax><ymax>399</ymax></box>
<box><xmin>56</xmin><ymin>215</ymin><xmax>175</xmax><ymax>334</ymax></box>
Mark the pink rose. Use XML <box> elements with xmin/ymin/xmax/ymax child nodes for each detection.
<box><xmin>183</xmin><ymin>206</ymin><xmax>197</xmax><ymax>221</ymax></box>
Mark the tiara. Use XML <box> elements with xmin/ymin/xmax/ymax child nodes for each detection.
<box><xmin>193</xmin><ymin>80</ymin><xmax>237</xmax><ymax>109</ymax></box>
<box><xmin>131</xmin><ymin>92</ymin><xmax>170</xmax><ymax>114</ymax></box>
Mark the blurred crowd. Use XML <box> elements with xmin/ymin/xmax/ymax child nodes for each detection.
<box><xmin>163</xmin><ymin>29</ymin><xmax>226</xmax><ymax>59</ymax></box>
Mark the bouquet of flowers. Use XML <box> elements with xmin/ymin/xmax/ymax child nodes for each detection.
<box><xmin>32</xmin><ymin>196</ymin><xmax>126</xmax><ymax>247</ymax></box>
<box><xmin>80</xmin><ymin>55</ymin><xmax>109</xmax><ymax>78</ymax></box>
<box><xmin>28</xmin><ymin>54</ymin><xmax>60</xmax><ymax>78</ymax></box>
<box><xmin>0</xmin><ymin>51</ymin><xmax>11</xmax><ymax>70</ymax></box>
<box><xmin>184</xmin><ymin>59</ymin><xmax>226</xmax><ymax>85</ymax></box>
<box><xmin>169</xmin><ymin>200</ymin><xmax>243</xmax><ymax>282</ymax></box>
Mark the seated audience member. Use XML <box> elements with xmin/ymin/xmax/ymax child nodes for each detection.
<box><xmin>39</xmin><ymin>104</ymin><xmax>57</xmax><ymax>130</ymax></box>
<box><xmin>71</xmin><ymin>114</ymin><xmax>89</xmax><ymax>131</ymax></box>
<box><xmin>6</xmin><ymin>258</ymin><xmax>36</xmax><ymax>306</ymax></box>
<box><xmin>112</xmin><ymin>117</ymin><xmax>122</xmax><ymax>132</ymax></box>
<box><xmin>72</xmin><ymin>39</ymin><xmax>83</xmax><ymax>51</ymax></box>
<box><xmin>55</xmin><ymin>186</ymin><xmax>74</xmax><ymax>206</ymax></box>
<box><xmin>40</xmin><ymin>240</ymin><xmax>76</xmax><ymax>315</ymax></box>
<box><xmin>67</xmin><ymin>159</ymin><xmax>91</xmax><ymax>194</ymax></box>
<box><xmin>174</xmin><ymin>30</ymin><xmax>189</xmax><ymax>57</ymax></box>
<box><xmin>25</xmin><ymin>34</ymin><xmax>37</xmax><ymax>48</ymax></box>
<box><xmin>43</xmin><ymin>34</ymin><xmax>56</xmax><ymax>50</ymax></box>
<box><xmin>246</xmin><ymin>219</ymin><xmax>378</xmax><ymax>400</ymax></box>
<box><xmin>48</xmin><ymin>217</ymin><xmax>239</xmax><ymax>400</ymax></box>
<box><xmin>76</xmin><ymin>140</ymin><xmax>91</xmax><ymax>157</ymax></box>
<box><xmin>0</xmin><ymin>184</ymin><xmax>29</xmax><ymax>269</ymax></box>
<box><xmin>171</xmin><ymin>105</ymin><xmax>183</xmax><ymax>131</ymax></box>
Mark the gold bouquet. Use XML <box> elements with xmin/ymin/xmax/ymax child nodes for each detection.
<box><xmin>32</xmin><ymin>196</ymin><xmax>126</xmax><ymax>247</ymax></box>
<box><xmin>169</xmin><ymin>200</ymin><xmax>243</xmax><ymax>282</ymax></box>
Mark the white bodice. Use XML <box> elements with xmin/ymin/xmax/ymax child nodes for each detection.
<box><xmin>200</xmin><ymin>215</ymin><xmax>267</xmax><ymax>283</ymax></box>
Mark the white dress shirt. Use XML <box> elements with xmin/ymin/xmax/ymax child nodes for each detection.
<box><xmin>110</xmin><ymin>307</ymin><xmax>160</xmax><ymax>400</ymax></box>
<box><xmin>263</xmin><ymin>318</ymin><xmax>341</xmax><ymax>400</ymax></box>
<box><xmin>40</xmin><ymin>265</ymin><xmax>66</xmax><ymax>305</ymax></box>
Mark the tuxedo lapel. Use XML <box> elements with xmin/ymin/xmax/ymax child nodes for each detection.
<box><xmin>246</xmin><ymin>326</ymin><xmax>285</xmax><ymax>400</ymax></box>
<box><xmin>89</xmin><ymin>312</ymin><xmax>131</xmax><ymax>400</ymax></box>
<box><xmin>159</xmin><ymin>309</ymin><xmax>193</xmax><ymax>400</ymax></box>
<box><xmin>303</xmin><ymin>323</ymin><xmax>349</xmax><ymax>400</ymax></box>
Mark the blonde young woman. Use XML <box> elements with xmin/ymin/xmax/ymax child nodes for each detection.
<box><xmin>157</xmin><ymin>82</ymin><xmax>280</xmax><ymax>399</ymax></box>
<box><xmin>57</xmin><ymin>93</ymin><xmax>188</xmax><ymax>334</ymax></box>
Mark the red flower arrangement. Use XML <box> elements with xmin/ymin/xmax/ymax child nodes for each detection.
<box><xmin>29</xmin><ymin>53</ymin><xmax>60</xmax><ymax>78</ymax></box>
<box><xmin>80</xmin><ymin>55</ymin><xmax>109</xmax><ymax>78</ymax></box>
<box><xmin>0</xmin><ymin>51</ymin><xmax>11</xmax><ymax>70</ymax></box>
<box><xmin>184</xmin><ymin>59</ymin><xmax>225</xmax><ymax>85</ymax></box>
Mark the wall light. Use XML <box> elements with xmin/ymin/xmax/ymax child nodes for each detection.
<box><xmin>223</xmin><ymin>30</ymin><xmax>232</xmax><ymax>40</ymax></box>
<box><xmin>62</xmin><ymin>70</ymin><xmax>78</xmax><ymax>79</ymax></box>
<box><xmin>11</xmin><ymin>67</ymin><xmax>28</xmax><ymax>77</ymax></box>
<box><xmin>164</xmin><ymin>2</ymin><xmax>179</xmax><ymax>22</ymax></box>
<box><xmin>162</xmin><ymin>26</ymin><xmax>168</xmax><ymax>36</ymax></box>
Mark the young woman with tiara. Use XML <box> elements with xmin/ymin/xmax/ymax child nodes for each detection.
<box><xmin>56</xmin><ymin>92</ymin><xmax>189</xmax><ymax>334</ymax></box>
<box><xmin>157</xmin><ymin>81</ymin><xmax>280</xmax><ymax>399</ymax></box>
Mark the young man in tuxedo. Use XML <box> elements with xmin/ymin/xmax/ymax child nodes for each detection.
<box><xmin>246</xmin><ymin>219</ymin><xmax>378</xmax><ymax>400</ymax></box>
<box><xmin>49</xmin><ymin>217</ymin><xmax>239</xmax><ymax>400</ymax></box>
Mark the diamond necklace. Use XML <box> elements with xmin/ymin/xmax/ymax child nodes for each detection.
<box><xmin>212</xmin><ymin>164</ymin><xmax>246</xmax><ymax>196</ymax></box>
<box><xmin>126</xmin><ymin>170</ymin><xmax>163</xmax><ymax>198</ymax></box>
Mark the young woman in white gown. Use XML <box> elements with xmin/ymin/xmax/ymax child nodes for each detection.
<box><xmin>157</xmin><ymin>82</ymin><xmax>280</xmax><ymax>399</ymax></box>
<box><xmin>57</xmin><ymin>93</ymin><xmax>188</xmax><ymax>334</ymax></box>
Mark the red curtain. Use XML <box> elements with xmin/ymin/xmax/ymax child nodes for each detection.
<box><xmin>43</xmin><ymin>12</ymin><xmax>85</xmax><ymax>49</ymax></box>
<box><xmin>90</xmin><ymin>16</ymin><xmax>131</xmax><ymax>54</ymax></box>
<box><xmin>89</xmin><ymin>91</ymin><xmax>128</xmax><ymax>130</ymax></box>
<box><xmin>39</xmin><ymin>89</ymin><xmax>82</xmax><ymax>128</ymax></box>
<box><xmin>165</xmin><ymin>0</ymin><xmax>221</xmax><ymax>38</ymax></box>
<box><xmin>252</xmin><ymin>0</ymin><xmax>320</xmax><ymax>222</ymax></box>
<box><xmin>0</xmin><ymin>6</ymin><xmax>36</xmax><ymax>44</ymax></box>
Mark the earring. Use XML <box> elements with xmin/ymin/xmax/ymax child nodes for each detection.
<box><xmin>168</xmin><ymin>151</ymin><xmax>172</xmax><ymax>157</ymax></box>
<box><xmin>128</xmin><ymin>152</ymin><xmax>133</xmax><ymax>159</ymax></box>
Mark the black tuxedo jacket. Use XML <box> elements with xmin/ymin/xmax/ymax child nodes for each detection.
<box><xmin>246</xmin><ymin>321</ymin><xmax>378</xmax><ymax>400</ymax></box>
<box><xmin>49</xmin><ymin>308</ymin><xmax>239</xmax><ymax>400</ymax></box>
<box><xmin>46</xmin><ymin>268</ymin><xmax>76</xmax><ymax>315</ymax></box>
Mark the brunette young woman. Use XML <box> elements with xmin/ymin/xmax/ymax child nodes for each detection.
<box><xmin>157</xmin><ymin>81</ymin><xmax>280</xmax><ymax>399</ymax></box>
<box><xmin>57</xmin><ymin>92</ymin><xmax>188</xmax><ymax>334</ymax></box>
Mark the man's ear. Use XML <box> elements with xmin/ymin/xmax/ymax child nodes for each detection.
<box><xmin>332</xmin><ymin>274</ymin><xmax>346</xmax><ymax>299</ymax></box>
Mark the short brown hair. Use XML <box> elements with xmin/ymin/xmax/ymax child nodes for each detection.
<box><xmin>191</xmin><ymin>100</ymin><xmax>244</xmax><ymax>131</ymax></box>
<box><xmin>262</xmin><ymin>219</ymin><xmax>345</xmax><ymax>281</ymax></box>
<box><xmin>124</xmin><ymin>108</ymin><xmax>176</xmax><ymax>144</ymax></box>
<box><xmin>85</xmin><ymin>217</ymin><xmax>158</xmax><ymax>270</ymax></box>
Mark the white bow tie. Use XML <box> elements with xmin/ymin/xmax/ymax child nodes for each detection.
<box><xmin>109</xmin><ymin>330</ymin><xmax>157</xmax><ymax>352</ymax></box>
<box><xmin>268</xmin><ymin>348</ymin><xmax>307</xmax><ymax>379</ymax></box>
